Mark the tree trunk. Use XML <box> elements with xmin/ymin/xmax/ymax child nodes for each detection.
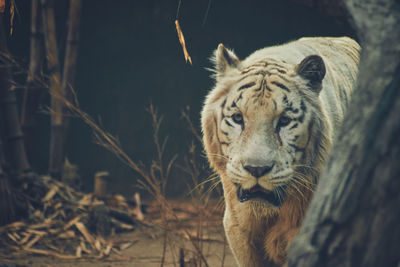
<box><xmin>287</xmin><ymin>0</ymin><xmax>400</xmax><ymax>266</ymax></box>
<box><xmin>21</xmin><ymin>0</ymin><xmax>45</xmax><ymax>161</ymax></box>
<box><xmin>0</xmin><ymin>13</ymin><xmax>31</xmax><ymax>174</ymax></box>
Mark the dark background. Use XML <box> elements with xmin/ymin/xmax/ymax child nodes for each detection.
<box><xmin>7</xmin><ymin>0</ymin><xmax>354</xmax><ymax>197</ymax></box>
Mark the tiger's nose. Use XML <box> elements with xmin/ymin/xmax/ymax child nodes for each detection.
<box><xmin>244</xmin><ymin>164</ymin><xmax>274</xmax><ymax>178</ymax></box>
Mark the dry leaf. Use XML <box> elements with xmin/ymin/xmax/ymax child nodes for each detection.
<box><xmin>24</xmin><ymin>235</ymin><xmax>42</xmax><ymax>249</ymax></box>
<box><xmin>78</xmin><ymin>194</ymin><xmax>93</xmax><ymax>206</ymax></box>
<box><xmin>74</xmin><ymin>222</ymin><xmax>95</xmax><ymax>244</ymax></box>
<box><xmin>175</xmin><ymin>20</ymin><xmax>192</xmax><ymax>65</ymax></box>
<box><xmin>119</xmin><ymin>241</ymin><xmax>136</xmax><ymax>251</ymax></box>
<box><xmin>7</xmin><ymin>232</ymin><xmax>18</xmax><ymax>243</ymax></box>
<box><xmin>0</xmin><ymin>0</ymin><xmax>4</xmax><ymax>13</ymax></box>
<box><xmin>75</xmin><ymin>245</ymin><xmax>82</xmax><ymax>257</ymax></box>
<box><xmin>94</xmin><ymin>238</ymin><xmax>101</xmax><ymax>251</ymax></box>
<box><xmin>18</xmin><ymin>232</ymin><xmax>32</xmax><ymax>245</ymax></box>
<box><xmin>80</xmin><ymin>239</ymin><xmax>91</xmax><ymax>254</ymax></box>
<box><xmin>63</xmin><ymin>215</ymin><xmax>83</xmax><ymax>231</ymax></box>
<box><xmin>24</xmin><ymin>247</ymin><xmax>79</xmax><ymax>259</ymax></box>
<box><xmin>57</xmin><ymin>230</ymin><xmax>75</xmax><ymax>239</ymax></box>
<box><xmin>133</xmin><ymin>192</ymin><xmax>144</xmax><ymax>221</ymax></box>
<box><xmin>42</xmin><ymin>184</ymin><xmax>59</xmax><ymax>202</ymax></box>
<box><xmin>0</xmin><ymin>221</ymin><xmax>26</xmax><ymax>233</ymax></box>
<box><xmin>26</xmin><ymin>229</ymin><xmax>47</xmax><ymax>236</ymax></box>
<box><xmin>104</xmin><ymin>242</ymin><xmax>112</xmax><ymax>256</ymax></box>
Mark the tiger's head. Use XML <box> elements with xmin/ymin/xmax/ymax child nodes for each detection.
<box><xmin>202</xmin><ymin>44</ymin><xmax>332</xmax><ymax>212</ymax></box>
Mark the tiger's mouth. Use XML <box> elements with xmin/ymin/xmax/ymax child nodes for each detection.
<box><xmin>235</xmin><ymin>184</ymin><xmax>286</xmax><ymax>206</ymax></box>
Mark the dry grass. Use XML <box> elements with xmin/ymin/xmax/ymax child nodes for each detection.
<box><xmin>52</xmin><ymin>80</ymin><xmax>227</xmax><ymax>266</ymax></box>
<box><xmin>0</xmin><ymin>52</ymin><xmax>227</xmax><ymax>266</ymax></box>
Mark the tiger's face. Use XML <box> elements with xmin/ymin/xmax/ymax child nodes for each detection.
<box><xmin>202</xmin><ymin>44</ymin><xmax>327</xmax><ymax>208</ymax></box>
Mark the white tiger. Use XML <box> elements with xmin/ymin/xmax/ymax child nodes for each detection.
<box><xmin>201</xmin><ymin>37</ymin><xmax>360</xmax><ymax>266</ymax></box>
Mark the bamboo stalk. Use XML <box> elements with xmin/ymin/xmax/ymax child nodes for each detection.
<box><xmin>42</xmin><ymin>0</ymin><xmax>82</xmax><ymax>180</ymax></box>
<box><xmin>0</xmin><ymin>13</ymin><xmax>30</xmax><ymax>174</ymax></box>
<box><xmin>0</xmin><ymin>12</ymin><xmax>31</xmax><ymax>225</ymax></box>
<box><xmin>41</xmin><ymin>0</ymin><xmax>63</xmax><ymax>180</ymax></box>
<box><xmin>58</xmin><ymin>0</ymin><xmax>82</xmax><ymax>174</ymax></box>
<box><xmin>61</xmin><ymin>0</ymin><xmax>81</xmax><ymax>104</ymax></box>
<box><xmin>20</xmin><ymin>0</ymin><xmax>45</xmax><ymax>161</ymax></box>
<box><xmin>93</xmin><ymin>171</ymin><xmax>108</xmax><ymax>198</ymax></box>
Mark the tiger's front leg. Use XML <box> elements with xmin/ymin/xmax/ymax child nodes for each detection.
<box><xmin>223</xmin><ymin>210</ymin><xmax>278</xmax><ymax>267</ymax></box>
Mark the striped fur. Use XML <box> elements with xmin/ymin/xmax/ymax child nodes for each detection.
<box><xmin>201</xmin><ymin>37</ymin><xmax>360</xmax><ymax>266</ymax></box>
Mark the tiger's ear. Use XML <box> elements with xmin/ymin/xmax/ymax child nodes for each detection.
<box><xmin>296</xmin><ymin>55</ymin><xmax>326</xmax><ymax>94</ymax></box>
<box><xmin>213</xmin><ymin>43</ymin><xmax>240</xmax><ymax>77</ymax></box>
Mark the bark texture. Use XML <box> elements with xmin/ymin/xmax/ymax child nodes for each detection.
<box><xmin>287</xmin><ymin>0</ymin><xmax>400</xmax><ymax>266</ymax></box>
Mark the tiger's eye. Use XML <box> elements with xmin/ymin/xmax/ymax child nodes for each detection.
<box><xmin>278</xmin><ymin>116</ymin><xmax>292</xmax><ymax>128</ymax></box>
<box><xmin>232</xmin><ymin>113</ymin><xmax>244</xmax><ymax>124</ymax></box>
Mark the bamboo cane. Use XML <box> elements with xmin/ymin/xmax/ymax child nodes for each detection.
<box><xmin>20</xmin><ymin>0</ymin><xmax>45</xmax><ymax>161</ymax></box>
<box><xmin>41</xmin><ymin>0</ymin><xmax>63</xmax><ymax>180</ymax></box>
<box><xmin>43</xmin><ymin>0</ymin><xmax>82</xmax><ymax>180</ymax></box>
<box><xmin>0</xmin><ymin>13</ymin><xmax>30</xmax><ymax>174</ymax></box>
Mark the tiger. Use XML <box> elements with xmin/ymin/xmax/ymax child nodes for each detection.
<box><xmin>201</xmin><ymin>37</ymin><xmax>360</xmax><ymax>266</ymax></box>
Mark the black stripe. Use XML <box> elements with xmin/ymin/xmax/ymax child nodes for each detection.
<box><xmin>231</xmin><ymin>101</ymin><xmax>237</xmax><ymax>108</ymax></box>
<box><xmin>282</xmin><ymin>95</ymin><xmax>288</xmax><ymax>104</ymax></box>
<box><xmin>288</xmin><ymin>143</ymin><xmax>299</xmax><ymax>150</ymax></box>
<box><xmin>273</xmin><ymin>99</ymin><xmax>277</xmax><ymax>111</ymax></box>
<box><xmin>289</xmin><ymin>143</ymin><xmax>305</xmax><ymax>152</ymax></box>
<box><xmin>241</xmin><ymin>68</ymin><xmax>256</xmax><ymax>74</ymax></box>
<box><xmin>300</xmin><ymin>100</ymin><xmax>307</xmax><ymax>112</ymax></box>
<box><xmin>271</xmin><ymin>81</ymin><xmax>290</xmax><ymax>92</ymax></box>
<box><xmin>254</xmin><ymin>79</ymin><xmax>264</xmax><ymax>92</ymax></box>
<box><xmin>274</xmin><ymin>74</ymin><xmax>291</xmax><ymax>82</ymax></box>
<box><xmin>237</xmin><ymin>92</ymin><xmax>243</xmax><ymax>102</ymax></box>
<box><xmin>297</xmin><ymin>113</ymin><xmax>305</xmax><ymax>123</ymax></box>
<box><xmin>221</xmin><ymin>98</ymin><xmax>227</xmax><ymax>109</ymax></box>
<box><xmin>238</xmin><ymin>82</ymin><xmax>256</xmax><ymax>91</ymax></box>
<box><xmin>289</xmin><ymin>123</ymin><xmax>298</xmax><ymax>130</ymax></box>
<box><xmin>220</xmin><ymin>142</ymin><xmax>229</xmax><ymax>146</ymax></box>
<box><xmin>221</xmin><ymin>130</ymin><xmax>229</xmax><ymax>136</ymax></box>
<box><xmin>276</xmin><ymin>69</ymin><xmax>287</xmax><ymax>74</ymax></box>
<box><xmin>225</xmin><ymin>120</ymin><xmax>233</xmax><ymax>127</ymax></box>
<box><xmin>266</xmin><ymin>62</ymin><xmax>284</xmax><ymax>68</ymax></box>
<box><xmin>254</xmin><ymin>70</ymin><xmax>267</xmax><ymax>76</ymax></box>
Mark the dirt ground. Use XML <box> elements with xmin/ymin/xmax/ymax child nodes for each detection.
<box><xmin>0</xmin><ymin>224</ymin><xmax>236</xmax><ymax>267</ymax></box>
<box><xmin>0</xmin><ymin>200</ymin><xmax>236</xmax><ymax>267</ymax></box>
